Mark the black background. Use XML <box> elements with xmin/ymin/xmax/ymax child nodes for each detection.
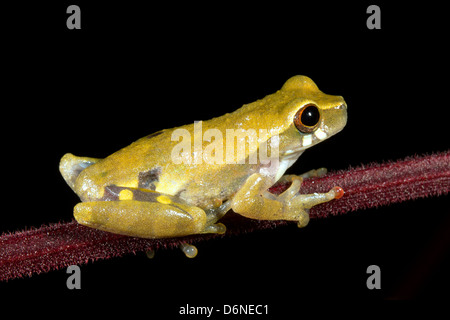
<box><xmin>1</xmin><ymin>0</ymin><xmax>449</xmax><ymax>314</ymax></box>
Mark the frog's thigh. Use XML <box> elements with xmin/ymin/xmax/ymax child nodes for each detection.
<box><xmin>74</xmin><ymin>200</ymin><xmax>213</xmax><ymax>238</ymax></box>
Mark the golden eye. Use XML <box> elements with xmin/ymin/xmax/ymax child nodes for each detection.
<box><xmin>294</xmin><ymin>104</ymin><xmax>321</xmax><ymax>133</ymax></box>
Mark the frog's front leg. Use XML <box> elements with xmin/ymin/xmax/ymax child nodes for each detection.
<box><xmin>231</xmin><ymin>173</ymin><xmax>343</xmax><ymax>227</ymax></box>
<box><xmin>73</xmin><ymin>188</ymin><xmax>226</xmax><ymax>239</ymax></box>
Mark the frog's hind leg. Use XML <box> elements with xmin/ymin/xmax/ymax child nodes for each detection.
<box><xmin>73</xmin><ymin>187</ymin><xmax>227</xmax><ymax>239</ymax></box>
<box><xmin>59</xmin><ymin>153</ymin><xmax>101</xmax><ymax>191</ymax></box>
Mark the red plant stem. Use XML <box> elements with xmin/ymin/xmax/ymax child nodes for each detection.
<box><xmin>1</xmin><ymin>152</ymin><xmax>449</xmax><ymax>281</ymax></box>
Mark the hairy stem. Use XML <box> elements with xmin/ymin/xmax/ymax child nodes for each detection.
<box><xmin>1</xmin><ymin>151</ymin><xmax>448</xmax><ymax>281</ymax></box>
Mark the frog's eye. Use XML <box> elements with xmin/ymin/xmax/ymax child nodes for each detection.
<box><xmin>294</xmin><ymin>104</ymin><xmax>321</xmax><ymax>133</ymax></box>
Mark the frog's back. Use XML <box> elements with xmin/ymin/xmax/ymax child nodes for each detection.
<box><xmin>68</xmin><ymin>86</ymin><xmax>298</xmax><ymax>203</ymax></box>
<box><xmin>72</xmin><ymin>129</ymin><xmax>178</xmax><ymax>199</ymax></box>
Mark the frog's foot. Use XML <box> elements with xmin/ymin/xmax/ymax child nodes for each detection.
<box><xmin>231</xmin><ymin>173</ymin><xmax>344</xmax><ymax>228</ymax></box>
<box><xmin>74</xmin><ymin>188</ymin><xmax>228</xmax><ymax>239</ymax></box>
<box><xmin>275</xmin><ymin>174</ymin><xmax>344</xmax><ymax>227</ymax></box>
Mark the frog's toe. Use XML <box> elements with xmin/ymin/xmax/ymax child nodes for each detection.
<box><xmin>296</xmin><ymin>210</ymin><xmax>310</xmax><ymax>228</ymax></box>
<box><xmin>331</xmin><ymin>186</ymin><xmax>345</xmax><ymax>199</ymax></box>
<box><xmin>298</xmin><ymin>167</ymin><xmax>327</xmax><ymax>179</ymax></box>
<box><xmin>278</xmin><ymin>177</ymin><xmax>302</xmax><ymax>201</ymax></box>
<box><xmin>180</xmin><ymin>243</ymin><xmax>198</xmax><ymax>258</ymax></box>
<box><xmin>289</xmin><ymin>185</ymin><xmax>343</xmax><ymax>213</ymax></box>
<box><xmin>146</xmin><ymin>249</ymin><xmax>156</xmax><ymax>259</ymax></box>
<box><xmin>315</xmin><ymin>167</ymin><xmax>328</xmax><ymax>177</ymax></box>
<box><xmin>203</xmin><ymin>222</ymin><xmax>226</xmax><ymax>235</ymax></box>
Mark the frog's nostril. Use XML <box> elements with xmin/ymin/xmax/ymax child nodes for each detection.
<box><xmin>336</xmin><ymin>103</ymin><xmax>347</xmax><ymax>110</ymax></box>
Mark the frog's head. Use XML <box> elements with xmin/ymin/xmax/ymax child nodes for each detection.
<box><xmin>276</xmin><ymin>75</ymin><xmax>347</xmax><ymax>158</ymax></box>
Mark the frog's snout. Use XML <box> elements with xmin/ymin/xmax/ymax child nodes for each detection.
<box><xmin>322</xmin><ymin>100</ymin><xmax>347</xmax><ymax>137</ymax></box>
<box><xmin>339</xmin><ymin>103</ymin><xmax>348</xmax><ymax>131</ymax></box>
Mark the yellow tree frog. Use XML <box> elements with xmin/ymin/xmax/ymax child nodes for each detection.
<box><xmin>60</xmin><ymin>75</ymin><xmax>347</xmax><ymax>257</ymax></box>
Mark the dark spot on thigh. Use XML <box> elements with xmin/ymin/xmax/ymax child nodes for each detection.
<box><xmin>101</xmin><ymin>185</ymin><xmax>124</xmax><ymax>201</ymax></box>
<box><xmin>138</xmin><ymin>167</ymin><xmax>162</xmax><ymax>190</ymax></box>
